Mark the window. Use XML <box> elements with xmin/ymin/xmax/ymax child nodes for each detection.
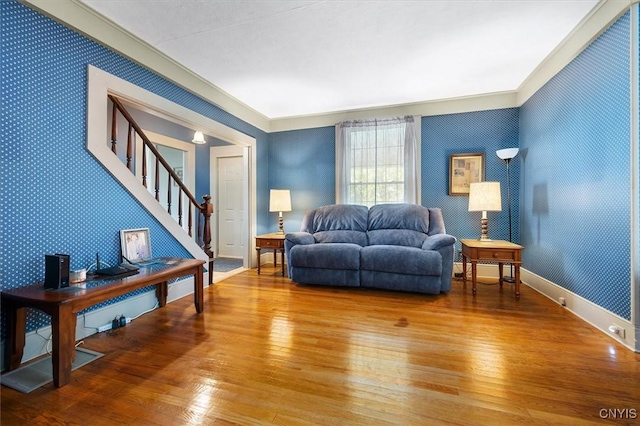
<box><xmin>336</xmin><ymin>116</ymin><xmax>420</xmax><ymax>206</ymax></box>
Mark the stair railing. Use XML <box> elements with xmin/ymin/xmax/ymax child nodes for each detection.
<box><xmin>107</xmin><ymin>94</ymin><xmax>214</xmax><ymax>280</ymax></box>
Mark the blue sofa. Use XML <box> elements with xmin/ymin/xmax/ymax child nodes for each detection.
<box><xmin>285</xmin><ymin>203</ymin><xmax>457</xmax><ymax>294</ymax></box>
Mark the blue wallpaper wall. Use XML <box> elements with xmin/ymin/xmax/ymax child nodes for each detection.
<box><xmin>0</xmin><ymin>0</ymin><xmax>268</xmax><ymax>336</ymax></box>
<box><xmin>422</xmin><ymin>109</ymin><xmax>520</xmax><ymax>257</ymax></box>
<box><xmin>268</xmin><ymin>127</ymin><xmax>336</xmax><ymax>233</ymax></box>
<box><xmin>519</xmin><ymin>12</ymin><xmax>631</xmax><ymax>320</ymax></box>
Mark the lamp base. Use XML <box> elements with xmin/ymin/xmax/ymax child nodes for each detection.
<box><xmin>478</xmin><ymin>217</ymin><xmax>492</xmax><ymax>241</ymax></box>
<box><xmin>502</xmin><ymin>275</ymin><xmax>515</xmax><ymax>283</ymax></box>
<box><xmin>277</xmin><ymin>215</ymin><xmax>284</xmax><ymax>234</ymax></box>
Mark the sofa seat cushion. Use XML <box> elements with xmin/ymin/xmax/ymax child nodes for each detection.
<box><xmin>289</xmin><ymin>243</ymin><xmax>361</xmax><ymax>270</ymax></box>
<box><xmin>360</xmin><ymin>245</ymin><xmax>442</xmax><ymax>276</ymax></box>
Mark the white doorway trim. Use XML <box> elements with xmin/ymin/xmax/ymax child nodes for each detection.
<box><xmin>210</xmin><ymin>145</ymin><xmax>255</xmax><ymax>269</ymax></box>
<box><xmin>87</xmin><ymin>64</ymin><xmax>257</xmax><ymax>280</ymax></box>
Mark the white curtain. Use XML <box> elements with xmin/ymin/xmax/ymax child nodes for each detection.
<box><xmin>335</xmin><ymin>116</ymin><xmax>420</xmax><ymax>205</ymax></box>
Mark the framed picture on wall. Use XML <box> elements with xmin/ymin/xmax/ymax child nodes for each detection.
<box><xmin>449</xmin><ymin>153</ymin><xmax>485</xmax><ymax>195</ymax></box>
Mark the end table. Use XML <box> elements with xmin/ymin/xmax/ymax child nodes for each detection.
<box><xmin>460</xmin><ymin>239</ymin><xmax>524</xmax><ymax>299</ymax></box>
<box><xmin>255</xmin><ymin>233</ymin><xmax>286</xmax><ymax>276</ymax></box>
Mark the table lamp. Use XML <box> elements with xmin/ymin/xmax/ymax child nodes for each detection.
<box><xmin>269</xmin><ymin>189</ymin><xmax>292</xmax><ymax>234</ymax></box>
<box><xmin>468</xmin><ymin>181</ymin><xmax>502</xmax><ymax>241</ymax></box>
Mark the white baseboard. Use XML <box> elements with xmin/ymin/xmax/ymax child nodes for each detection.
<box><xmin>454</xmin><ymin>262</ymin><xmax>637</xmax><ymax>352</ymax></box>
<box><xmin>259</xmin><ymin>251</ymin><xmax>287</xmax><ymax>267</ymax></box>
<box><xmin>521</xmin><ymin>269</ymin><xmax>637</xmax><ymax>352</ymax></box>
<box><xmin>0</xmin><ymin>276</ymin><xmax>200</xmax><ymax>371</ymax></box>
<box><xmin>452</xmin><ymin>261</ymin><xmax>497</xmax><ymax>278</ymax></box>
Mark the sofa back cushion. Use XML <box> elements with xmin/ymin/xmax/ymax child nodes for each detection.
<box><xmin>301</xmin><ymin>204</ymin><xmax>369</xmax><ymax>246</ymax></box>
<box><xmin>367</xmin><ymin>203</ymin><xmax>431</xmax><ymax>247</ymax></box>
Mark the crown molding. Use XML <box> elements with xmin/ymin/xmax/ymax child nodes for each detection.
<box><xmin>21</xmin><ymin>0</ymin><xmax>634</xmax><ymax>133</ymax></box>
<box><xmin>21</xmin><ymin>0</ymin><xmax>271</xmax><ymax>132</ymax></box>
<box><xmin>518</xmin><ymin>0</ymin><xmax>633</xmax><ymax>105</ymax></box>
<box><xmin>269</xmin><ymin>91</ymin><xmax>519</xmax><ymax>132</ymax></box>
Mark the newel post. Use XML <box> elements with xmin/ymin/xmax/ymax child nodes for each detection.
<box><xmin>201</xmin><ymin>195</ymin><xmax>214</xmax><ymax>284</ymax></box>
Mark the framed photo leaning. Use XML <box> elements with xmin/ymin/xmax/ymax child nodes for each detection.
<box><xmin>120</xmin><ymin>228</ymin><xmax>152</xmax><ymax>262</ymax></box>
<box><xmin>449</xmin><ymin>153</ymin><xmax>485</xmax><ymax>195</ymax></box>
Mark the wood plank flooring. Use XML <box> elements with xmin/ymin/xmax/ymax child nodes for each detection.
<box><xmin>2</xmin><ymin>267</ymin><xmax>639</xmax><ymax>425</ymax></box>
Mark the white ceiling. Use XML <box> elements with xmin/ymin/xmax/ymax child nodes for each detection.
<box><xmin>81</xmin><ymin>0</ymin><xmax>600</xmax><ymax>120</ymax></box>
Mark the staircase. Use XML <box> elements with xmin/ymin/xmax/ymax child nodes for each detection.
<box><xmin>107</xmin><ymin>94</ymin><xmax>214</xmax><ymax>283</ymax></box>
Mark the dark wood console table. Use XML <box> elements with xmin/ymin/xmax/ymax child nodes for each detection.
<box><xmin>1</xmin><ymin>257</ymin><xmax>204</xmax><ymax>388</ymax></box>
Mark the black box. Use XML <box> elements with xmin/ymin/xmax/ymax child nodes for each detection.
<box><xmin>44</xmin><ymin>254</ymin><xmax>70</xmax><ymax>289</ymax></box>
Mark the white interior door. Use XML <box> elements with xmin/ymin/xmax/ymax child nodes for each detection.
<box><xmin>217</xmin><ymin>156</ymin><xmax>244</xmax><ymax>258</ymax></box>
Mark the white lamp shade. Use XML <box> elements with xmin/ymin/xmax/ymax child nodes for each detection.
<box><xmin>269</xmin><ymin>189</ymin><xmax>292</xmax><ymax>212</ymax></box>
<box><xmin>496</xmin><ymin>147</ymin><xmax>519</xmax><ymax>160</ymax></box>
<box><xmin>468</xmin><ymin>182</ymin><xmax>502</xmax><ymax>212</ymax></box>
<box><xmin>192</xmin><ymin>131</ymin><xmax>206</xmax><ymax>144</ymax></box>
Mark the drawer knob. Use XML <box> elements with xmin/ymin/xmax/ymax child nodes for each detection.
<box><xmin>493</xmin><ymin>252</ymin><xmax>498</xmax><ymax>258</ymax></box>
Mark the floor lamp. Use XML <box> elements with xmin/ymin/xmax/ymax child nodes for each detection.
<box><xmin>496</xmin><ymin>147</ymin><xmax>519</xmax><ymax>282</ymax></box>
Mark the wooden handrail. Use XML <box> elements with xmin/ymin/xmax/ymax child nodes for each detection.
<box><xmin>107</xmin><ymin>95</ymin><xmax>214</xmax><ymax>280</ymax></box>
<box><xmin>108</xmin><ymin>95</ymin><xmax>201</xmax><ymax>207</ymax></box>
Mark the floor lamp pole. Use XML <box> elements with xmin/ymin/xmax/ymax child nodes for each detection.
<box><xmin>504</xmin><ymin>157</ymin><xmax>515</xmax><ymax>283</ymax></box>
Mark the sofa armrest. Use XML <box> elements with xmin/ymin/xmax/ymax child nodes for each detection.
<box><xmin>285</xmin><ymin>232</ymin><xmax>315</xmax><ymax>245</ymax></box>
<box><xmin>422</xmin><ymin>234</ymin><xmax>456</xmax><ymax>251</ymax></box>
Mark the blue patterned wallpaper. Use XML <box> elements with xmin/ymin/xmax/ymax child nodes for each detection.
<box><xmin>0</xmin><ymin>0</ymin><xmax>268</xmax><ymax>336</ymax></box>
<box><xmin>422</xmin><ymin>109</ymin><xmax>520</xmax><ymax>257</ymax></box>
<box><xmin>520</xmin><ymin>12</ymin><xmax>631</xmax><ymax>319</ymax></box>
<box><xmin>268</xmin><ymin>127</ymin><xmax>336</xmax><ymax>233</ymax></box>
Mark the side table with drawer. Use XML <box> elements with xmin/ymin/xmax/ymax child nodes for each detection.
<box><xmin>460</xmin><ymin>239</ymin><xmax>524</xmax><ymax>299</ymax></box>
<box><xmin>255</xmin><ymin>233</ymin><xmax>286</xmax><ymax>276</ymax></box>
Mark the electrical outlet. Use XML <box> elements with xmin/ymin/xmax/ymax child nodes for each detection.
<box><xmin>559</xmin><ymin>297</ymin><xmax>566</xmax><ymax>306</ymax></box>
<box><xmin>97</xmin><ymin>316</ymin><xmax>131</xmax><ymax>333</ymax></box>
<box><xmin>608</xmin><ymin>324</ymin><xmax>626</xmax><ymax>339</ymax></box>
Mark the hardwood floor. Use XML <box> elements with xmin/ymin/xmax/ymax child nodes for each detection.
<box><xmin>2</xmin><ymin>267</ymin><xmax>639</xmax><ymax>425</ymax></box>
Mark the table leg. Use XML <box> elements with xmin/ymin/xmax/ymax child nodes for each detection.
<box><xmin>281</xmin><ymin>249</ymin><xmax>285</xmax><ymax>276</ymax></box>
<box><xmin>156</xmin><ymin>281</ymin><xmax>168</xmax><ymax>307</ymax></box>
<box><xmin>471</xmin><ymin>261</ymin><xmax>478</xmax><ymax>296</ymax></box>
<box><xmin>515</xmin><ymin>264</ymin><xmax>521</xmax><ymax>300</ymax></box>
<box><xmin>273</xmin><ymin>250</ymin><xmax>277</xmax><ymax>268</ymax></box>
<box><xmin>208</xmin><ymin>258</ymin><xmax>214</xmax><ymax>286</ymax></box>
<box><xmin>498</xmin><ymin>263</ymin><xmax>504</xmax><ymax>288</ymax></box>
<box><xmin>3</xmin><ymin>304</ymin><xmax>26</xmax><ymax>371</ymax></box>
<box><xmin>51</xmin><ymin>305</ymin><xmax>76</xmax><ymax>387</ymax></box>
<box><xmin>194</xmin><ymin>264</ymin><xmax>204</xmax><ymax>313</ymax></box>
<box><xmin>256</xmin><ymin>248</ymin><xmax>261</xmax><ymax>274</ymax></box>
<box><xmin>461</xmin><ymin>254</ymin><xmax>467</xmax><ymax>283</ymax></box>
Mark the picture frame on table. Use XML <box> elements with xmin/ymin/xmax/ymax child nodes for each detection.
<box><xmin>120</xmin><ymin>228</ymin><xmax>151</xmax><ymax>262</ymax></box>
<box><xmin>449</xmin><ymin>153</ymin><xmax>485</xmax><ymax>195</ymax></box>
